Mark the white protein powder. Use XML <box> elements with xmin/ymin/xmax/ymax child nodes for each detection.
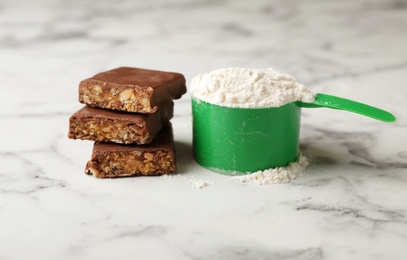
<box><xmin>233</xmin><ymin>155</ymin><xmax>309</xmax><ymax>185</ymax></box>
<box><xmin>192</xmin><ymin>180</ymin><xmax>214</xmax><ymax>189</ymax></box>
<box><xmin>190</xmin><ymin>68</ymin><xmax>315</xmax><ymax>108</ymax></box>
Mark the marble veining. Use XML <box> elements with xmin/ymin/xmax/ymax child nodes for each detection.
<box><xmin>301</xmin><ymin>126</ymin><xmax>407</xmax><ymax>169</ymax></box>
<box><xmin>1</xmin><ymin>0</ymin><xmax>407</xmax><ymax>259</ymax></box>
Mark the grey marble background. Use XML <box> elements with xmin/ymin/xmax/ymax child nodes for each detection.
<box><xmin>1</xmin><ymin>0</ymin><xmax>406</xmax><ymax>259</ymax></box>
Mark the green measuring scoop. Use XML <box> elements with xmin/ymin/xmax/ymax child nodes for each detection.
<box><xmin>192</xmin><ymin>94</ymin><xmax>396</xmax><ymax>175</ymax></box>
<box><xmin>296</xmin><ymin>93</ymin><xmax>396</xmax><ymax>122</ymax></box>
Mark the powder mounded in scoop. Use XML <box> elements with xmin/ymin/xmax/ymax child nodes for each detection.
<box><xmin>190</xmin><ymin>68</ymin><xmax>315</xmax><ymax>108</ymax></box>
<box><xmin>233</xmin><ymin>155</ymin><xmax>309</xmax><ymax>185</ymax></box>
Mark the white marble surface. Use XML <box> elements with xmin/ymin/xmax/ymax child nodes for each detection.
<box><xmin>1</xmin><ymin>0</ymin><xmax>407</xmax><ymax>259</ymax></box>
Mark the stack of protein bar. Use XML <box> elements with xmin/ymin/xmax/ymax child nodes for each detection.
<box><xmin>68</xmin><ymin>67</ymin><xmax>186</xmax><ymax>178</ymax></box>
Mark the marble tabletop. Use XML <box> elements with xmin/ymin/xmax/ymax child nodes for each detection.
<box><xmin>1</xmin><ymin>0</ymin><xmax>407</xmax><ymax>259</ymax></box>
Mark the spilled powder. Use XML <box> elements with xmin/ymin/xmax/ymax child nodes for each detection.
<box><xmin>159</xmin><ymin>158</ymin><xmax>308</xmax><ymax>188</ymax></box>
<box><xmin>160</xmin><ymin>174</ymin><xmax>215</xmax><ymax>189</ymax></box>
<box><xmin>192</xmin><ymin>180</ymin><xmax>214</xmax><ymax>189</ymax></box>
<box><xmin>232</xmin><ymin>155</ymin><xmax>309</xmax><ymax>185</ymax></box>
<box><xmin>190</xmin><ymin>67</ymin><xmax>315</xmax><ymax>108</ymax></box>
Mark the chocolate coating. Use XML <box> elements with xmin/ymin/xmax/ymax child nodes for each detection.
<box><xmin>89</xmin><ymin>67</ymin><xmax>185</xmax><ymax>91</ymax></box>
<box><xmin>68</xmin><ymin>103</ymin><xmax>173</xmax><ymax>144</ymax></box>
<box><xmin>79</xmin><ymin>67</ymin><xmax>187</xmax><ymax>113</ymax></box>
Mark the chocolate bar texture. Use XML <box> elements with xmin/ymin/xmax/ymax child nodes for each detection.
<box><xmin>68</xmin><ymin>103</ymin><xmax>173</xmax><ymax>145</ymax></box>
<box><xmin>85</xmin><ymin>124</ymin><xmax>176</xmax><ymax>178</ymax></box>
<box><xmin>79</xmin><ymin>67</ymin><xmax>186</xmax><ymax>113</ymax></box>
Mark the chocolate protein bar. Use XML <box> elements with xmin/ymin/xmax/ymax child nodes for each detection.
<box><xmin>79</xmin><ymin>67</ymin><xmax>186</xmax><ymax>113</ymax></box>
<box><xmin>68</xmin><ymin>103</ymin><xmax>173</xmax><ymax>145</ymax></box>
<box><xmin>85</xmin><ymin>124</ymin><xmax>176</xmax><ymax>178</ymax></box>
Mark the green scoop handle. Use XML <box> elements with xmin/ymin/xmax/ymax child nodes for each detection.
<box><xmin>296</xmin><ymin>93</ymin><xmax>396</xmax><ymax>122</ymax></box>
